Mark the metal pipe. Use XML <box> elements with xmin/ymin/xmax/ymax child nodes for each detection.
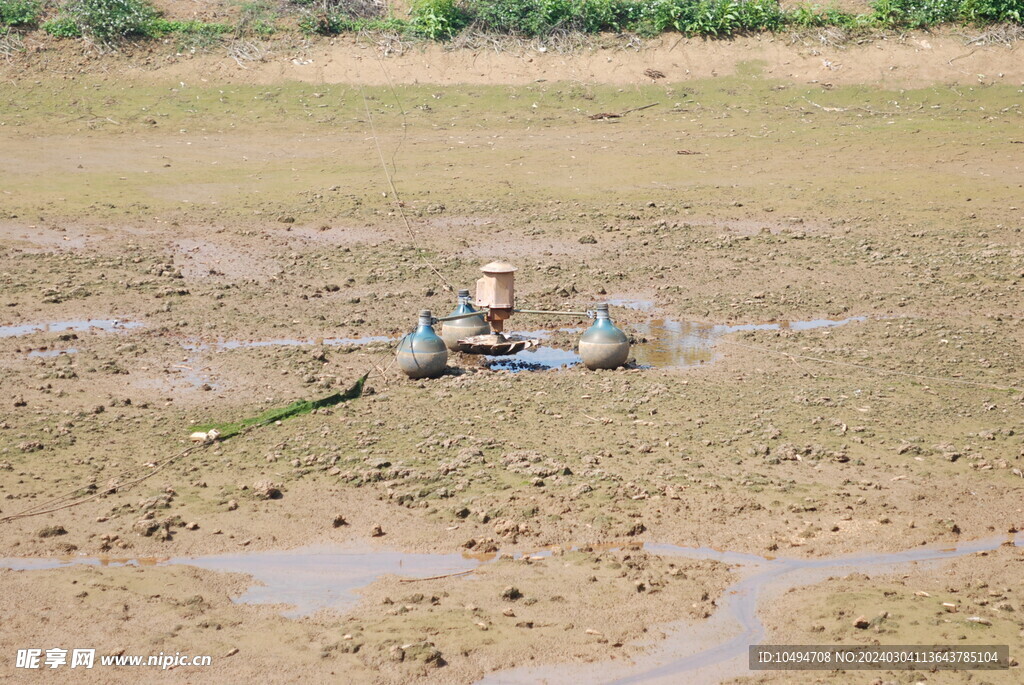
<box><xmin>513</xmin><ymin>309</ymin><xmax>590</xmax><ymax>317</ymax></box>
<box><xmin>435</xmin><ymin>310</ymin><xmax>489</xmax><ymax>323</ymax></box>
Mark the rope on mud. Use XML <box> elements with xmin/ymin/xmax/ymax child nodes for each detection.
<box><xmin>5</xmin><ymin>57</ymin><xmax>448</xmax><ymax>527</ymax></box>
<box><xmin>2</xmin><ymin>68</ymin><xmax>437</xmax><ymax>528</ymax></box>
<box><xmin>716</xmin><ymin>338</ymin><xmax>1024</xmax><ymax>394</ymax></box>
<box><xmin>0</xmin><ymin>443</ymin><xmax>206</xmax><ymax>524</ymax></box>
<box><xmin>0</xmin><ymin>367</ymin><xmax>388</xmax><ymax>525</ymax></box>
<box><xmin>358</xmin><ymin>50</ymin><xmax>456</xmax><ymax>294</ymax></box>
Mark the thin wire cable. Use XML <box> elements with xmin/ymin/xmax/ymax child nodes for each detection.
<box><xmin>0</xmin><ymin>444</ymin><xmax>204</xmax><ymax>523</ymax></box>
<box><xmin>358</xmin><ymin>82</ymin><xmax>455</xmax><ymax>292</ymax></box>
<box><xmin>2</xmin><ymin>55</ymin><xmax>450</xmax><ymax>526</ymax></box>
<box><xmin>1</xmin><ymin>347</ymin><xmax>399</xmax><ymax>524</ymax></box>
<box><xmin>369</xmin><ymin>46</ymin><xmax>410</xmax><ymax>187</ymax></box>
<box><xmin>360</xmin><ymin>42</ymin><xmax>459</xmax><ymax>291</ymax></box>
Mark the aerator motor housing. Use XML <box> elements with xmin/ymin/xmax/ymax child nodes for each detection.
<box><xmin>396</xmin><ymin>262</ymin><xmax>631</xmax><ymax>378</ymax></box>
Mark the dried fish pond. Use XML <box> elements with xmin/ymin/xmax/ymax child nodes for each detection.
<box><xmin>1</xmin><ymin>23</ymin><xmax>1023</xmax><ymax>685</ymax></box>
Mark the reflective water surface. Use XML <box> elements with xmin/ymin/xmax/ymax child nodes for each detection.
<box><xmin>3</xmin><ymin>533</ymin><xmax>1018</xmax><ymax>683</ymax></box>
<box><xmin>490</xmin><ymin>316</ymin><xmax>866</xmax><ymax>372</ymax></box>
<box><xmin>1</xmin><ymin>319</ymin><xmax>143</xmax><ymax>338</ymax></box>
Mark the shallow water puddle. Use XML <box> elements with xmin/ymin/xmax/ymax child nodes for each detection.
<box><xmin>7</xmin><ymin>314</ymin><xmax>865</xmax><ymax>379</ymax></box>
<box><xmin>180</xmin><ymin>546</ymin><xmax>479</xmax><ymax>617</ymax></box>
<box><xmin>490</xmin><ymin>316</ymin><xmax>866</xmax><ymax>372</ymax></box>
<box><xmin>0</xmin><ymin>544</ymin><xmax>478</xmax><ymax>619</ymax></box>
<box><xmin>2</xmin><ymin>534</ymin><xmax>1019</xmax><ymax>681</ymax></box>
<box><xmin>631</xmin><ymin>316</ymin><xmax>866</xmax><ymax>369</ymax></box>
<box><xmin>27</xmin><ymin>347</ymin><xmax>79</xmax><ymax>358</ymax></box>
<box><xmin>0</xmin><ymin>319</ymin><xmax>143</xmax><ymax>338</ymax></box>
<box><xmin>488</xmin><ymin>346</ymin><xmax>582</xmax><ymax>371</ymax></box>
<box><xmin>481</xmin><ymin>533</ymin><xmax>1023</xmax><ymax>685</ymax></box>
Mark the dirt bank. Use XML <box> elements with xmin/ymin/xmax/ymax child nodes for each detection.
<box><xmin>4</xmin><ymin>27</ymin><xmax>1023</xmax><ymax>89</ymax></box>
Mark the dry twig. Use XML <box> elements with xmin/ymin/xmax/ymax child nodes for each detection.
<box><xmin>398</xmin><ymin>569</ymin><xmax>476</xmax><ymax>583</ymax></box>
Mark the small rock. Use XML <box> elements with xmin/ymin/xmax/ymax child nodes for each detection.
<box><xmin>38</xmin><ymin>525</ymin><xmax>67</xmax><ymax>538</ymax></box>
<box><xmin>853</xmin><ymin>615</ymin><xmax>870</xmax><ymax>629</ymax></box>
<box><xmin>253</xmin><ymin>480</ymin><xmax>282</xmax><ymax>500</ymax></box>
<box><xmin>624</xmin><ymin>522</ymin><xmax>646</xmax><ymax>536</ymax></box>
<box><xmin>500</xmin><ymin>586</ymin><xmax>522</xmax><ymax>601</ymax></box>
<box><xmin>226</xmin><ymin>499</ymin><xmax>238</xmax><ymax>511</ymax></box>
<box><xmin>133</xmin><ymin>519</ymin><xmax>162</xmax><ymax>537</ymax></box>
<box><xmin>332</xmin><ymin>515</ymin><xmax>348</xmax><ymax>528</ymax></box>
<box><xmin>370</xmin><ymin>524</ymin><xmax>385</xmax><ymax>537</ymax></box>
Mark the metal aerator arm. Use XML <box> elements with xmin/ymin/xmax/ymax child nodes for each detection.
<box><xmin>433</xmin><ymin>307</ymin><xmax>598</xmax><ymax>325</ymax></box>
<box><xmin>513</xmin><ymin>308</ymin><xmax>594</xmax><ymax>318</ymax></box>
<box><xmin>432</xmin><ymin>310</ymin><xmax>490</xmax><ymax>324</ymax></box>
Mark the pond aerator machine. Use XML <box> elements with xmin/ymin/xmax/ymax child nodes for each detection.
<box><xmin>396</xmin><ymin>261</ymin><xmax>631</xmax><ymax>379</ymax></box>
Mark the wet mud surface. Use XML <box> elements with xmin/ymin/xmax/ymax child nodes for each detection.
<box><xmin>1</xmin><ymin>34</ymin><xmax>1023</xmax><ymax>684</ymax></box>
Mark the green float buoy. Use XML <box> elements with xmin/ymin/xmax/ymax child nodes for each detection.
<box><xmin>440</xmin><ymin>290</ymin><xmax>489</xmax><ymax>352</ymax></box>
<box><xmin>397</xmin><ymin>310</ymin><xmax>448</xmax><ymax>379</ymax></box>
<box><xmin>578</xmin><ymin>303</ymin><xmax>630</xmax><ymax>370</ymax></box>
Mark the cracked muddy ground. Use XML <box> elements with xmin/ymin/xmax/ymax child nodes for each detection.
<box><xmin>1</xmin><ymin>32</ymin><xmax>1022</xmax><ymax>684</ymax></box>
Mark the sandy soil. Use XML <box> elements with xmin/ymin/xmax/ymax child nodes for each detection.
<box><xmin>740</xmin><ymin>541</ymin><xmax>1024</xmax><ymax>684</ymax></box>
<box><xmin>0</xmin><ymin>25</ymin><xmax>1022</xmax><ymax>684</ymax></box>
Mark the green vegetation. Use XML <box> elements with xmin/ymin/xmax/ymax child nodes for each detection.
<box><xmin>461</xmin><ymin>0</ymin><xmax>1022</xmax><ymax>36</ymax></box>
<box><xmin>193</xmin><ymin>374</ymin><xmax>367</xmax><ymax>441</ymax></box>
<box><xmin>148</xmin><ymin>18</ymin><xmax>232</xmax><ymax>35</ymax></box>
<box><xmin>409</xmin><ymin>0</ymin><xmax>468</xmax><ymax>38</ymax></box>
<box><xmin>869</xmin><ymin>0</ymin><xmax>1020</xmax><ymax>27</ymax></box>
<box><xmin>150</xmin><ymin>17</ymin><xmax>232</xmax><ymax>50</ymax></box>
<box><xmin>237</xmin><ymin>0</ymin><xmax>278</xmax><ymax>36</ymax></box>
<box><xmin>871</xmin><ymin>0</ymin><xmax>964</xmax><ymax>27</ymax></box>
<box><xmin>42</xmin><ymin>15</ymin><xmax>81</xmax><ymax>37</ymax></box>
<box><xmin>64</xmin><ymin>0</ymin><xmax>157</xmax><ymax>42</ymax></box>
<box><xmin>41</xmin><ymin>0</ymin><xmax>232</xmax><ymax>43</ymax></box>
<box><xmin>301</xmin><ymin>0</ymin><xmax>1023</xmax><ymax>38</ymax></box>
<box><xmin>20</xmin><ymin>0</ymin><xmax>1024</xmax><ymax>43</ymax></box>
<box><xmin>955</xmin><ymin>0</ymin><xmax>1021</xmax><ymax>22</ymax></box>
<box><xmin>298</xmin><ymin>12</ymin><xmax>407</xmax><ymax>34</ymax></box>
<box><xmin>0</xmin><ymin>0</ymin><xmax>41</xmax><ymax>26</ymax></box>
<box><xmin>633</xmin><ymin>0</ymin><xmax>790</xmax><ymax>36</ymax></box>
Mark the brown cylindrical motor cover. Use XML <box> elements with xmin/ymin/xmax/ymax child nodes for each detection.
<box><xmin>474</xmin><ymin>261</ymin><xmax>516</xmax><ymax>309</ymax></box>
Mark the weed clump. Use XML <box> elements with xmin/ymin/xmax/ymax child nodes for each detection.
<box><xmin>237</xmin><ymin>0</ymin><xmax>278</xmax><ymax>37</ymax></box>
<box><xmin>24</xmin><ymin>0</ymin><xmax>1024</xmax><ymax>43</ymax></box>
<box><xmin>42</xmin><ymin>15</ymin><xmax>81</xmax><ymax>37</ymax></box>
<box><xmin>0</xmin><ymin>0</ymin><xmax>41</xmax><ymax>27</ymax></box>
<box><xmin>65</xmin><ymin>0</ymin><xmax>157</xmax><ymax>43</ymax></box>
<box><xmin>410</xmin><ymin>0</ymin><xmax>468</xmax><ymax>39</ymax></box>
<box><xmin>295</xmin><ymin>0</ymin><xmax>401</xmax><ymax>34</ymax></box>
